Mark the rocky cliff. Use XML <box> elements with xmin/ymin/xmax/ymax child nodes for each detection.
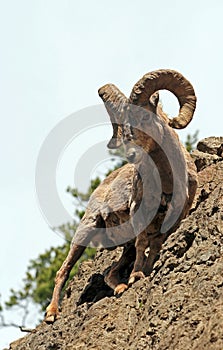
<box><xmin>9</xmin><ymin>137</ymin><xmax>223</xmax><ymax>350</ymax></box>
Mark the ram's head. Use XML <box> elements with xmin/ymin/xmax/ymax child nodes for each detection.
<box><xmin>99</xmin><ymin>69</ymin><xmax>196</xmax><ymax>163</ymax></box>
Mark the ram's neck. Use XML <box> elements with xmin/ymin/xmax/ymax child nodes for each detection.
<box><xmin>137</xmin><ymin>144</ymin><xmax>174</xmax><ymax>195</ymax></box>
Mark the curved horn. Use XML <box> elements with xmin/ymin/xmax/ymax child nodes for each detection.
<box><xmin>129</xmin><ymin>69</ymin><xmax>197</xmax><ymax>129</ymax></box>
<box><xmin>98</xmin><ymin>84</ymin><xmax>128</xmax><ymax>148</ymax></box>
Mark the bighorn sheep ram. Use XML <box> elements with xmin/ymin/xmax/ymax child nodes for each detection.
<box><xmin>45</xmin><ymin>69</ymin><xmax>198</xmax><ymax>323</ymax></box>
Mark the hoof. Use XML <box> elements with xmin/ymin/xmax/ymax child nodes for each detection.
<box><xmin>114</xmin><ymin>283</ymin><xmax>128</xmax><ymax>295</ymax></box>
<box><xmin>45</xmin><ymin>305</ymin><xmax>59</xmax><ymax>324</ymax></box>
<box><xmin>45</xmin><ymin>314</ymin><xmax>57</xmax><ymax>324</ymax></box>
<box><xmin>128</xmin><ymin>271</ymin><xmax>145</xmax><ymax>285</ymax></box>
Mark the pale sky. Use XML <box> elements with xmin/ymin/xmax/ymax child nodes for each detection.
<box><xmin>0</xmin><ymin>0</ymin><xmax>223</xmax><ymax>347</ymax></box>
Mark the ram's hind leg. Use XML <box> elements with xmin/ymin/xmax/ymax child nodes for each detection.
<box><xmin>45</xmin><ymin>243</ymin><xmax>86</xmax><ymax>323</ymax></box>
<box><xmin>105</xmin><ymin>243</ymin><xmax>136</xmax><ymax>295</ymax></box>
<box><xmin>45</xmin><ymin>223</ymin><xmax>97</xmax><ymax>323</ymax></box>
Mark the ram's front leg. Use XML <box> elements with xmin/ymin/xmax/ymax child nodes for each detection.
<box><xmin>142</xmin><ymin>233</ymin><xmax>166</xmax><ymax>276</ymax></box>
<box><xmin>105</xmin><ymin>243</ymin><xmax>136</xmax><ymax>295</ymax></box>
<box><xmin>128</xmin><ymin>231</ymin><xmax>149</xmax><ymax>285</ymax></box>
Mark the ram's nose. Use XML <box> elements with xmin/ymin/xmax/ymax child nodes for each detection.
<box><xmin>126</xmin><ymin>150</ymin><xmax>136</xmax><ymax>163</ymax></box>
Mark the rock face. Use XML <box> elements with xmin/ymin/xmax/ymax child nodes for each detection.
<box><xmin>9</xmin><ymin>137</ymin><xmax>223</xmax><ymax>350</ymax></box>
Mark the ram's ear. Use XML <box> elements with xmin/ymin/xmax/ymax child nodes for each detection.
<box><xmin>149</xmin><ymin>91</ymin><xmax>159</xmax><ymax>107</ymax></box>
<box><xmin>107</xmin><ymin>124</ymin><xmax>122</xmax><ymax>149</ymax></box>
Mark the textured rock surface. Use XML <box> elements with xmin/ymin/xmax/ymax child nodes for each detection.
<box><xmin>9</xmin><ymin>137</ymin><xmax>223</xmax><ymax>350</ymax></box>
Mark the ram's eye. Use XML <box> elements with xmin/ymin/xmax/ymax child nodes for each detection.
<box><xmin>142</xmin><ymin>111</ymin><xmax>153</xmax><ymax>123</ymax></box>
